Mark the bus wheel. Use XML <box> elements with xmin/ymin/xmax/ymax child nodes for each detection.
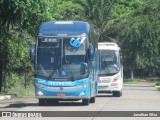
<box><xmin>113</xmin><ymin>91</ymin><xmax>121</xmax><ymax>97</ymax></box>
<box><xmin>39</xmin><ymin>99</ymin><xmax>46</xmax><ymax>106</ymax></box>
<box><xmin>89</xmin><ymin>97</ymin><xmax>95</xmax><ymax>103</ymax></box>
<box><xmin>82</xmin><ymin>99</ymin><xmax>90</xmax><ymax>105</ymax></box>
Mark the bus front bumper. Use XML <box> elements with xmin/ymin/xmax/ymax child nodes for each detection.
<box><xmin>98</xmin><ymin>82</ymin><xmax>122</xmax><ymax>92</ymax></box>
<box><xmin>35</xmin><ymin>85</ymin><xmax>91</xmax><ymax>99</ymax></box>
<box><xmin>35</xmin><ymin>96</ymin><xmax>90</xmax><ymax>99</ymax></box>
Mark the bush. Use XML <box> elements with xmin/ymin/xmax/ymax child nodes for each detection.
<box><xmin>155</xmin><ymin>82</ymin><xmax>160</xmax><ymax>86</ymax></box>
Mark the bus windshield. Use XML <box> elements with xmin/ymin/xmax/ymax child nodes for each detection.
<box><xmin>36</xmin><ymin>36</ymin><xmax>88</xmax><ymax>80</ymax></box>
<box><xmin>99</xmin><ymin>50</ymin><xmax>120</xmax><ymax>75</ymax></box>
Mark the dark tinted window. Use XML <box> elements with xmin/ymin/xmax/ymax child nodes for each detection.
<box><xmin>39</xmin><ymin>22</ymin><xmax>89</xmax><ymax>36</ymax></box>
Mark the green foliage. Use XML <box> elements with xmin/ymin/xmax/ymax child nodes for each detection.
<box><xmin>7</xmin><ymin>84</ymin><xmax>34</xmax><ymax>97</ymax></box>
<box><xmin>124</xmin><ymin>78</ymin><xmax>142</xmax><ymax>84</ymax></box>
<box><xmin>0</xmin><ymin>0</ymin><xmax>52</xmax><ymax>92</ymax></box>
<box><xmin>115</xmin><ymin>0</ymin><xmax>160</xmax><ymax>78</ymax></box>
<box><xmin>50</xmin><ymin>0</ymin><xmax>83</xmax><ymax>20</ymax></box>
<box><xmin>111</xmin><ymin>0</ymin><xmax>142</xmax><ymax>18</ymax></box>
<box><xmin>6</xmin><ymin>30</ymin><xmax>33</xmax><ymax>73</ymax></box>
<box><xmin>74</xmin><ymin>0</ymin><xmax>116</xmax><ymax>41</ymax></box>
<box><xmin>0</xmin><ymin>0</ymin><xmax>160</xmax><ymax>91</ymax></box>
<box><xmin>2</xmin><ymin>73</ymin><xmax>21</xmax><ymax>92</ymax></box>
<box><xmin>155</xmin><ymin>82</ymin><xmax>160</xmax><ymax>86</ymax></box>
<box><xmin>0</xmin><ymin>0</ymin><xmax>52</xmax><ymax>33</ymax></box>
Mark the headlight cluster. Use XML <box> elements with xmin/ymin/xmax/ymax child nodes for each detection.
<box><xmin>112</xmin><ymin>75</ymin><xmax>120</xmax><ymax>82</ymax></box>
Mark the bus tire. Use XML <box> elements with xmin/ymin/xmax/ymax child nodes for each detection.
<box><xmin>113</xmin><ymin>91</ymin><xmax>121</xmax><ymax>97</ymax></box>
<box><xmin>89</xmin><ymin>97</ymin><xmax>95</xmax><ymax>103</ymax></box>
<box><xmin>82</xmin><ymin>99</ymin><xmax>90</xmax><ymax>105</ymax></box>
<box><xmin>39</xmin><ymin>99</ymin><xmax>46</xmax><ymax>106</ymax></box>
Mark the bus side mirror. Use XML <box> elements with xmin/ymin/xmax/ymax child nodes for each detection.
<box><xmin>88</xmin><ymin>44</ymin><xmax>94</xmax><ymax>61</ymax></box>
<box><xmin>30</xmin><ymin>44</ymin><xmax>35</xmax><ymax>62</ymax></box>
<box><xmin>80</xmin><ymin>63</ymin><xmax>88</xmax><ymax>75</ymax></box>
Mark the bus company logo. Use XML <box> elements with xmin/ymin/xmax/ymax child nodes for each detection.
<box><xmin>48</xmin><ymin>81</ymin><xmax>74</xmax><ymax>86</ymax></box>
<box><xmin>60</xmin><ymin>87</ymin><xmax>63</xmax><ymax>90</ymax></box>
<box><xmin>1</xmin><ymin>112</ymin><xmax>42</xmax><ymax>118</ymax></box>
<box><xmin>70</xmin><ymin>38</ymin><xmax>81</xmax><ymax>48</ymax></box>
<box><xmin>2</xmin><ymin>112</ymin><xmax>12</xmax><ymax>117</ymax></box>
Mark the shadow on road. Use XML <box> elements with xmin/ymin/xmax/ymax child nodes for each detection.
<box><xmin>51</xmin><ymin>102</ymin><xmax>84</xmax><ymax>106</ymax></box>
<box><xmin>96</xmin><ymin>94</ymin><xmax>113</xmax><ymax>97</ymax></box>
<box><xmin>0</xmin><ymin>102</ymin><xmax>38</xmax><ymax>109</ymax></box>
<box><xmin>0</xmin><ymin>100</ymin><xmax>94</xmax><ymax>108</ymax></box>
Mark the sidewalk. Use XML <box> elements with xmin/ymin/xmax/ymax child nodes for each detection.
<box><xmin>0</xmin><ymin>94</ymin><xmax>16</xmax><ymax>101</ymax></box>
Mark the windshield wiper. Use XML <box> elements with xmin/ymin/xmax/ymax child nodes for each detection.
<box><xmin>35</xmin><ymin>74</ymin><xmax>49</xmax><ymax>79</ymax></box>
<box><xmin>64</xmin><ymin>60</ymin><xmax>75</xmax><ymax>81</ymax></box>
<box><xmin>48</xmin><ymin>64</ymin><xmax>61</xmax><ymax>80</ymax></box>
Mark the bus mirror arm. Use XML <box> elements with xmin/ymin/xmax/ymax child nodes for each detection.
<box><xmin>80</xmin><ymin>63</ymin><xmax>88</xmax><ymax>75</ymax></box>
<box><xmin>30</xmin><ymin>43</ymin><xmax>35</xmax><ymax>63</ymax></box>
<box><xmin>88</xmin><ymin>44</ymin><xmax>94</xmax><ymax>61</ymax></box>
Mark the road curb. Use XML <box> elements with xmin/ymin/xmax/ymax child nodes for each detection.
<box><xmin>124</xmin><ymin>83</ymin><xmax>155</xmax><ymax>87</ymax></box>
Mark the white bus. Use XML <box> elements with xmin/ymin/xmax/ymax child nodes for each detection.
<box><xmin>98</xmin><ymin>42</ymin><xmax>123</xmax><ymax>97</ymax></box>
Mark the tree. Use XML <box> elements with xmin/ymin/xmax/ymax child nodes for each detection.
<box><xmin>0</xmin><ymin>0</ymin><xmax>52</xmax><ymax>92</ymax></box>
<box><xmin>50</xmin><ymin>0</ymin><xmax>83</xmax><ymax>20</ymax></box>
<box><xmin>116</xmin><ymin>0</ymin><xmax>160</xmax><ymax>78</ymax></box>
<box><xmin>74</xmin><ymin>0</ymin><xmax>116</xmax><ymax>41</ymax></box>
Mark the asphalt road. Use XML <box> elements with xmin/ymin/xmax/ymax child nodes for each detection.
<box><xmin>0</xmin><ymin>84</ymin><xmax>160</xmax><ymax>120</ymax></box>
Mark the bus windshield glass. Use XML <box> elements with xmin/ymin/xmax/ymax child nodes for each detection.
<box><xmin>36</xmin><ymin>36</ymin><xmax>88</xmax><ymax>80</ymax></box>
<box><xmin>99</xmin><ymin>50</ymin><xmax>120</xmax><ymax>75</ymax></box>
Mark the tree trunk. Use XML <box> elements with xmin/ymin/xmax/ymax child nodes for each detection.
<box><xmin>130</xmin><ymin>65</ymin><xmax>134</xmax><ymax>80</ymax></box>
<box><xmin>131</xmin><ymin>69</ymin><xmax>134</xmax><ymax>80</ymax></box>
<box><xmin>24</xmin><ymin>71</ymin><xmax>27</xmax><ymax>89</ymax></box>
<box><xmin>0</xmin><ymin>60</ymin><xmax>2</xmax><ymax>92</ymax></box>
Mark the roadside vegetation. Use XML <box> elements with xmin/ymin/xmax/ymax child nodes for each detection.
<box><xmin>7</xmin><ymin>85</ymin><xmax>34</xmax><ymax>98</ymax></box>
<box><xmin>0</xmin><ymin>0</ymin><xmax>160</xmax><ymax>95</ymax></box>
<box><xmin>155</xmin><ymin>82</ymin><xmax>160</xmax><ymax>90</ymax></box>
<box><xmin>123</xmin><ymin>78</ymin><xmax>142</xmax><ymax>84</ymax></box>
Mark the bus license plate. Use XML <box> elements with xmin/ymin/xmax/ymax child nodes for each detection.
<box><xmin>57</xmin><ymin>92</ymin><xmax>66</xmax><ymax>96</ymax></box>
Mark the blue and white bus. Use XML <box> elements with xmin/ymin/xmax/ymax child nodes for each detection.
<box><xmin>30</xmin><ymin>21</ymin><xmax>98</xmax><ymax>105</ymax></box>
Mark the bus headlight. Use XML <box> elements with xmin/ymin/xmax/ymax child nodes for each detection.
<box><xmin>79</xmin><ymin>91</ymin><xmax>85</xmax><ymax>96</ymax></box>
<box><xmin>37</xmin><ymin>91</ymin><xmax>43</xmax><ymax>96</ymax></box>
<box><xmin>113</xmin><ymin>75</ymin><xmax>120</xmax><ymax>82</ymax></box>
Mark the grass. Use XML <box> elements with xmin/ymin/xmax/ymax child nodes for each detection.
<box><xmin>6</xmin><ymin>85</ymin><xmax>35</xmax><ymax>98</ymax></box>
<box><xmin>155</xmin><ymin>82</ymin><xmax>160</xmax><ymax>91</ymax></box>
<box><xmin>155</xmin><ymin>86</ymin><xmax>160</xmax><ymax>91</ymax></box>
<box><xmin>123</xmin><ymin>78</ymin><xmax>142</xmax><ymax>84</ymax></box>
<box><xmin>155</xmin><ymin>82</ymin><xmax>160</xmax><ymax>86</ymax></box>
<box><xmin>0</xmin><ymin>93</ymin><xmax>5</xmax><ymax>96</ymax></box>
